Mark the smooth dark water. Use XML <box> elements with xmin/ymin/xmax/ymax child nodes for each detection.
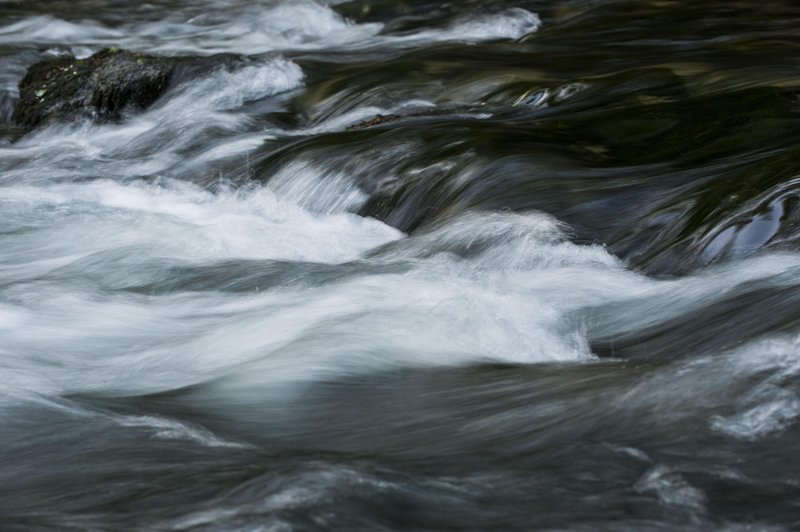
<box><xmin>1</xmin><ymin>1</ymin><xmax>800</xmax><ymax>530</ymax></box>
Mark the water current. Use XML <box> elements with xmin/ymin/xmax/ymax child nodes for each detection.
<box><xmin>1</xmin><ymin>0</ymin><xmax>799</xmax><ymax>529</ymax></box>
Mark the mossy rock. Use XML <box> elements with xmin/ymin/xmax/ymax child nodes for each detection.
<box><xmin>12</xmin><ymin>48</ymin><xmax>174</xmax><ymax>128</ymax></box>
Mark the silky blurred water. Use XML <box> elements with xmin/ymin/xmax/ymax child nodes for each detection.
<box><xmin>1</xmin><ymin>1</ymin><xmax>799</xmax><ymax>530</ymax></box>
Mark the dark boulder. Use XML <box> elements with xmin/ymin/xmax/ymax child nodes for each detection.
<box><xmin>12</xmin><ymin>48</ymin><xmax>173</xmax><ymax>128</ymax></box>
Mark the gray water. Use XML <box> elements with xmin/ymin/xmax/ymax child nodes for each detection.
<box><xmin>1</xmin><ymin>1</ymin><xmax>799</xmax><ymax>530</ymax></box>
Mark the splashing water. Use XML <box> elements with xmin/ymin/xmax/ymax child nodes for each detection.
<box><xmin>1</xmin><ymin>1</ymin><xmax>799</xmax><ymax>530</ymax></box>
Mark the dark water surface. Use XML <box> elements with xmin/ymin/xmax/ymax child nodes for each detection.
<box><xmin>1</xmin><ymin>1</ymin><xmax>800</xmax><ymax>529</ymax></box>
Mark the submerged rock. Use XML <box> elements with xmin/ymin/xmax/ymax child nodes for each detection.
<box><xmin>12</xmin><ymin>48</ymin><xmax>173</xmax><ymax>128</ymax></box>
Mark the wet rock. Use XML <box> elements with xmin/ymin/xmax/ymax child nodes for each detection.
<box><xmin>347</xmin><ymin>113</ymin><xmax>403</xmax><ymax>130</ymax></box>
<box><xmin>12</xmin><ymin>48</ymin><xmax>173</xmax><ymax>128</ymax></box>
<box><xmin>334</xmin><ymin>1</ymin><xmax>437</xmax><ymax>23</ymax></box>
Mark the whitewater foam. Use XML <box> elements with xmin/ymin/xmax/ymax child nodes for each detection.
<box><xmin>0</xmin><ymin>3</ymin><xmax>540</xmax><ymax>57</ymax></box>
<box><xmin>399</xmin><ymin>8</ymin><xmax>542</xmax><ymax>44</ymax></box>
<box><xmin>0</xmin><ymin>57</ymin><xmax>304</xmax><ymax>184</ymax></box>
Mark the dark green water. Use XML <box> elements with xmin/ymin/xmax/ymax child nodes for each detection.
<box><xmin>0</xmin><ymin>1</ymin><xmax>799</xmax><ymax>529</ymax></box>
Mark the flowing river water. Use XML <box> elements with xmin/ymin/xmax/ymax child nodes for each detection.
<box><xmin>1</xmin><ymin>1</ymin><xmax>799</xmax><ymax>529</ymax></box>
